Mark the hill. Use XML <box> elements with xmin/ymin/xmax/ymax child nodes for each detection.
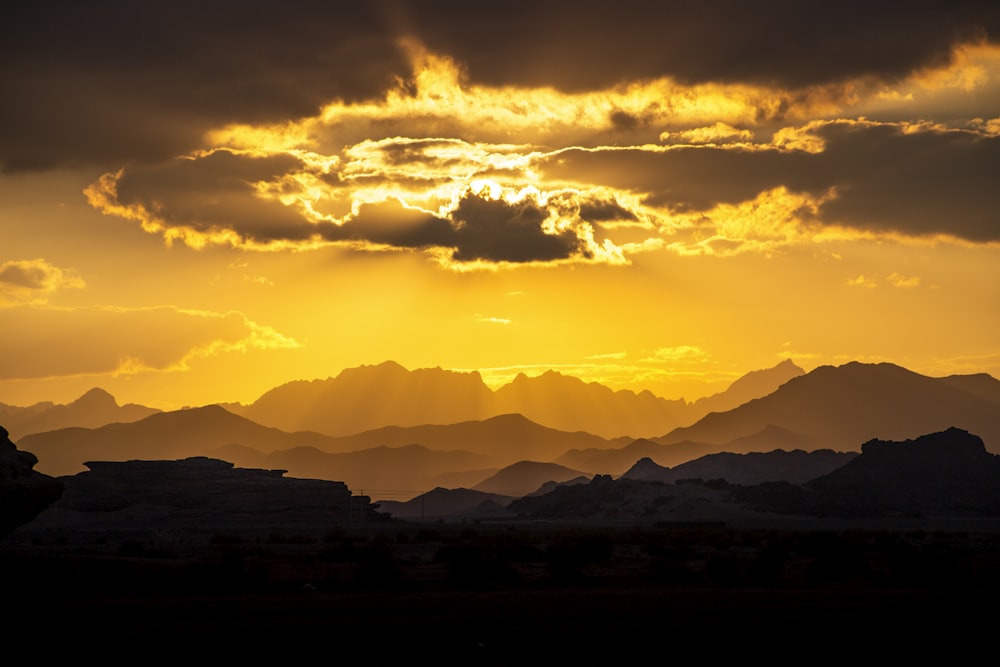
<box><xmin>658</xmin><ymin>362</ymin><xmax>1000</xmax><ymax>453</ymax></box>
<box><xmin>0</xmin><ymin>388</ymin><xmax>160</xmax><ymax>441</ymax></box>
<box><xmin>229</xmin><ymin>359</ymin><xmax>802</xmax><ymax>439</ymax></box>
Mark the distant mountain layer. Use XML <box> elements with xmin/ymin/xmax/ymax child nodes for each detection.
<box><xmin>0</xmin><ymin>388</ymin><xmax>160</xmax><ymax>441</ymax></box>
<box><xmin>228</xmin><ymin>359</ymin><xmax>804</xmax><ymax>439</ymax></box>
<box><xmin>622</xmin><ymin>448</ymin><xmax>857</xmax><ymax>485</ymax></box>
<box><xmin>657</xmin><ymin>362</ymin><xmax>1000</xmax><ymax>454</ymax></box>
<box><xmin>14</xmin><ymin>407</ymin><xmax>614</xmax><ymax>498</ymax></box>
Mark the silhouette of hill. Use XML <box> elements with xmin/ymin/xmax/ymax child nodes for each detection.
<box><xmin>16</xmin><ymin>405</ymin><xmax>341</xmax><ymax>477</ymax></box>
<box><xmin>0</xmin><ymin>388</ymin><xmax>160</xmax><ymax>441</ymax></box>
<box><xmin>312</xmin><ymin>413</ymin><xmax>618</xmax><ymax>460</ymax></box>
<box><xmin>510</xmin><ymin>428</ymin><xmax>1000</xmax><ymax>527</ymax></box>
<box><xmin>688</xmin><ymin>359</ymin><xmax>804</xmax><ymax>416</ymax></box>
<box><xmin>492</xmin><ymin>370</ymin><xmax>689</xmax><ymax>438</ymax></box>
<box><xmin>555</xmin><ymin>426</ymin><xmax>822</xmax><ymax>475</ymax></box>
<box><xmin>233</xmin><ymin>361</ymin><xmax>496</xmax><ymax>435</ymax></box>
<box><xmin>375</xmin><ymin>487</ymin><xmax>516</xmax><ymax>521</ymax></box>
<box><xmin>16</xmin><ymin>407</ymin><xmax>608</xmax><ymax>499</ymax></box>
<box><xmin>228</xmin><ymin>359</ymin><xmax>801</xmax><ymax>439</ymax></box>
<box><xmin>797</xmin><ymin>427</ymin><xmax>1000</xmax><ymax>517</ymax></box>
<box><xmin>621</xmin><ymin>448</ymin><xmax>857</xmax><ymax>485</ymax></box>
<box><xmin>658</xmin><ymin>362</ymin><xmax>1000</xmax><ymax>453</ymax></box>
<box><xmin>470</xmin><ymin>460</ymin><xmax>592</xmax><ymax>497</ymax></box>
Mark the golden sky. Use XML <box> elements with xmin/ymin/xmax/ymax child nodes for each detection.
<box><xmin>2</xmin><ymin>1</ymin><xmax>1000</xmax><ymax>410</ymax></box>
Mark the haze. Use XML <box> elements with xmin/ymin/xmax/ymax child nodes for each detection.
<box><xmin>2</xmin><ymin>1</ymin><xmax>999</xmax><ymax>411</ymax></box>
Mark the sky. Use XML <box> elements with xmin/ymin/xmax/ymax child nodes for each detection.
<box><xmin>2</xmin><ymin>1</ymin><xmax>1000</xmax><ymax>411</ymax></box>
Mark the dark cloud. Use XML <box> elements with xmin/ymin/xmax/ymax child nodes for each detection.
<box><xmin>326</xmin><ymin>193</ymin><xmax>592</xmax><ymax>263</ymax></box>
<box><xmin>396</xmin><ymin>1</ymin><xmax>1000</xmax><ymax>90</ymax></box>
<box><xmin>5</xmin><ymin>1</ymin><xmax>998</xmax><ymax>173</ymax></box>
<box><xmin>110</xmin><ymin>151</ymin><xmax>321</xmax><ymax>243</ymax></box>
<box><xmin>540</xmin><ymin>147</ymin><xmax>824</xmax><ymax>211</ymax></box>
<box><xmin>541</xmin><ymin>122</ymin><xmax>1000</xmax><ymax>242</ymax></box>
<box><xmin>816</xmin><ymin>123</ymin><xmax>1000</xmax><ymax>241</ymax></box>
<box><xmin>0</xmin><ymin>262</ymin><xmax>51</xmax><ymax>289</ymax></box>
<box><xmin>0</xmin><ymin>1</ymin><xmax>409</xmax><ymax>172</ymax></box>
<box><xmin>449</xmin><ymin>192</ymin><xmax>586</xmax><ymax>263</ymax></box>
<box><xmin>325</xmin><ymin>199</ymin><xmax>456</xmax><ymax>248</ymax></box>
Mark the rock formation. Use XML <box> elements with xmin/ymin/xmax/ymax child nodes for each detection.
<box><xmin>0</xmin><ymin>425</ymin><xmax>64</xmax><ymax>538</ymax></box>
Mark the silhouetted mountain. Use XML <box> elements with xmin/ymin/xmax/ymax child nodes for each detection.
<box><xmin>510</xmin><ymin>428</ymin><xmax>1000</xmax><ymax>527</ymax></box>
<box><xmin>471</xmin><ymin>460</ymin><xmax>592</xmax><ymax>497</ymax></box>
<box><xmin>4</xmin><ymin>456</ymin><xmax>386</xmax><ymax>546</ymax></box>
<box><xmin>16</xmin><ymin>404</ymin><xmax>342</xmax><ymax>477</ymax></box>
<box><xmin>0</xmin><ymin>388</ymin><xmax>160</xmax><ymax>441</ymax></box>
<box><xmin>796</xmin><ymin>427</ymin><xmax>1000</xmax><ymax>517</ymax></box>
<box><xmin>689</xmin><ymin>359</ymin><xmax>804</xmax><ymax>416</ymax></box>
<box><xmin>621</xmin><ymin>449</ymin><xmax>857</xmax><ymax>485</ymax></box>
<box><xmin>0</xmin><ymin>425</ymin><xmax>63</xmax><ymax>538</ymax></box>
<box><xmin>17</xmin><ymin>407</ymin><xmax>610</xmax><ymax>499</ymax></box>
<box><xmin>555</xmin><ymin>426</ymin><xmax>822</xmax><ymax>475</ymax></box>
<box><xmin>309</xmin><ymin>413</ymin><xmax>618</xmax><ymax>461</ymax></box>
<box><xmin>375</xmin><ymin>487</ymin><xmax>516</xmax><ymax>521</ymax></box>
<box><xmin>492</xmin><ymin>370</ymin><xmax>689</xmax><ymax>438</ymax></box>
<box><xmin>228</xmin><ymin>359</ymin><xmax>801</xmax><ymax>439</ymax></box>
<box><xmin>658</xmin><ymin>362</ymin><xmax>1000</xmax><ymax>453</ymax></box>
<box><xmin>233</xmin><ymin>361</ymin><xmax>496</xmax><ymax>435</ymax></box>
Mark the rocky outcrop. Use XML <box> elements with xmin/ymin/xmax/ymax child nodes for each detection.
<box><xmin>510</xmin><ymin>428</ymin><xmax>1000</xmax><ymax>526</ymax></box>
<box><xmin>800</xmin><ymin>427</ymin><xmax>1000</xmax><ymax>517</ymax></box>
<box><xmin>6</xmin><ymin>456</ymin><xmax>388</xmax><ymax>546</ymax></box>
<box><xmin>0</xmin><ymin>425</ymin><xmax>64</xmax><ymax>538</ymax></box>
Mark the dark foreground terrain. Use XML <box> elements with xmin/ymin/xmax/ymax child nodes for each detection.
<box><xmin>6</xmin><ymin>519</ymin><xmax>1000</xmax><ymax>661</ymax></box>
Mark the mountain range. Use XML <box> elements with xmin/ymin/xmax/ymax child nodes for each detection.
<box><xmin>1</xmin><ymin>359</ymin><xmax>802</xmax><ymax>442</ymax></box>
<box><xmin>223</xmin><ymin>358</ymin><xmax>806</xmax><ymax>438</ymax></box>
<box><xmin>6</xmin><ymin>360</ymin><xmax>1000</xmax><ymax>506</ymax></box>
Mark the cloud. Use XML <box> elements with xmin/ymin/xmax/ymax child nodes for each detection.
<box><xmin>886</xmin><ymin>272</ymin><xmax>922</xmax><ymax>288</ymax></box>
<box><xmin>476</xmin><ymin>314</ymin><xmax>511</xmax><ymax>325</ymax></box>
<box><xmin>0</xmin><ymin>305</ymin><xmax>300</xmax><ymax>381</ymax></box>
<box><xmin>645</xmin><ymin>346</ymin><xmax>710</xmax><ymax>362</ymax></box>
<box><xmin>846</xmin><ymin>275</ymin><xmax>879</xmax><ymax>289</ymax></box>
<box><xmin>0</xmin><ymin>259</ymin><xmax>84</xmax><ymax>304</ymax></box>
<box><xmin>61</xmin><ymin>17</ymin><xmax>1000</xmax><ymax>267</ymax></box>
<box><xmin>399</xmin><ymin>1</ymin><xmax>1000</xmax><ymax>90</ymax></box>
<box><xmin>4</xmin><ymin>2</ymin><xmax>999</xmax><ymax>175</ymax></box>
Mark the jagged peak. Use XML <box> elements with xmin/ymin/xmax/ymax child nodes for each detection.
<box><xmin>73</xmin><ymin>387</ymin><xmax>118</xmax><ymax>407</ymax></box>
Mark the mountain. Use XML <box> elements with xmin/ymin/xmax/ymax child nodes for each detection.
<box><xmin>555</xmin><ymin>426</ymin><xmax>823</xmax><ymax>475</ymax></box>
<box><xmin>375</xmin><ymin>487</ymin><xmax>516</xmax><ymax>521</ymax></box>
<box><xmin>491</xmin><ymin>370</ymin><xmax>689</xmax><ymax>438</ymax></box>
<box><xmin>621</xmin><ymin>448</ymin><xmax>857</xmax><ymax>485</ymax></box>
<box><xmin>232</xmin><ymin>361</ymin><xmax>496</xmax><ymax>435</ymax></box>
<box><xmin>228</xmin><ymin>359</ymin><xmax>801</xmax><ymax>439</ymax></box>
<box><xmin>471</xmin><ymin>460</ymin><xmax>592</xmax><ymax>497</ymax></box>
<box><xmin>797</xmin><ymin>427</ymin><xmax>1000</xmax><ymax>516</ymax></box>
<box><xmin>16</xmin><ymin>405</ymin><xmax>336</xmax><ymax>477</ymax></box>
<box><xmin>0</xmin><ymin>388</ymin><xmax>160</xmax><ymax>441</ymax></box>
<box><xmin>15</xmin><ymin>406</ymin><xmax>613</xmax><ymax>498</ymax></box>
<box><xmin>303</xmin><ymin>413</ymin><xmax>619</xmax><ymax>461</ymax></box>
<box><xmin>657</xmin><ymin>362</ymin><xmax>1000</xmax><ymax>454</ymax></box>
<box><xmin>508</xmin><ymin>428</ymin><xmax>1000</xmax><ymax>527</ymax></box>
<box><xmin>688</xmin><ymin>359</ymin><xmax>804</xmax><ymax>416</ymax></box>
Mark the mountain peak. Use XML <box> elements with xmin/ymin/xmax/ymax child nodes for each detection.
<box><xmin>72</xmin><ymin>387</ymin><xmax>118</xmax><ymax>408</ymax></box>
